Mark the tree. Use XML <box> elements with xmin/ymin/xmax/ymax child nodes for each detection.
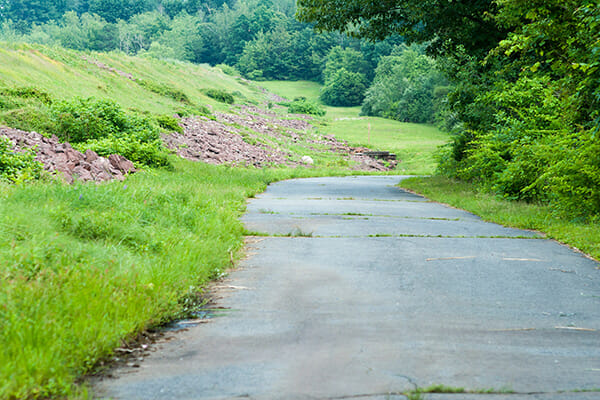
<box><xmin>320</xmin><ymin>68</ymin><xmax>367</xmax><ymax>106</ymax></box>
<box><xmin>88</xmin><ymin>0</ymin><xmax>152</xmax><ymax>23</ymax></box>
<box><xmin>322</xmin><ymin>46</ymin><xmax>370</xmax><ymax>83</ymax></box>
<box><xmin>361</xmin><ymin>45</ymin><xmax>447</xmax><ymax>123</ymax></box>
<box><xmin>296</xmin><ymin>0</ymin><xmax>507</xmax><ymax>58</ymax></box>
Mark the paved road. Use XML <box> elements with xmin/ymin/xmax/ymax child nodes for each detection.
<box><xmin>94</xmin><ymin>176</ymin><xmax>600</xmax><ymax>400</ymax></box>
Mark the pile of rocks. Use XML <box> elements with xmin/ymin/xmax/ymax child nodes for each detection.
<box><xmin>164</xmin><ymin>117</ymin><xmax>292</xmax><ymax>167</ymax></box>
<box><xmin>1</xmin><ymin>127</ymin><xmax>136</xmax><ymax>183</ymax></box>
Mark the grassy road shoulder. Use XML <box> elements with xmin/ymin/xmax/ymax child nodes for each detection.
<box><xmin>0</xmin><ymin>158</ymin><xmax>365</xmax><ymax>399</ymax></box>
<box><xmin>401</xmin><ymin>176</ymin><xmax>600</xmax><ymax>261</ymax></box>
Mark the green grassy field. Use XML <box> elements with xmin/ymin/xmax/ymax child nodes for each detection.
<box><xmin>260</xmin><ymin>80</ymin><xmax>449</xmax><ymax>175</ymax></box>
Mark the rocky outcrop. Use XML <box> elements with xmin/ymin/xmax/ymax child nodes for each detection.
<box><xmin>1</xmin><ymin>127</ymin><xmax>136</xmax><ymax>183</ymax></box>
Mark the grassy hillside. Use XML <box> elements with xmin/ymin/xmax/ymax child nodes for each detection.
<box><xmin>260</xmin><ymin>80</ymin><xmax>449</xmax><ymax>175</ymax></box>
<box><xmin>0</xmin><ymin>42</ymin><xmax>262</xmax><ymax>114</ymax></box>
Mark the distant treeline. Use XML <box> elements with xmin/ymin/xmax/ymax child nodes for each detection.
<box><xmin>0</xmin><ymin>0</ymin><xmax>448</xmax><ymax>124</ymax></box>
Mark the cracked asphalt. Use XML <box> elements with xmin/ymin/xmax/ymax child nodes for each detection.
<box><xmin>94</xmin><ymin>176</ymin><xmax>600</xmax><ymax>400</ymax></box>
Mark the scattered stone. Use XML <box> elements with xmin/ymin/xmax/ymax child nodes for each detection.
<box><xmin>0</xmin><ymin>127</ymin><xmax>137</xmax><ymax>183</ymax></box>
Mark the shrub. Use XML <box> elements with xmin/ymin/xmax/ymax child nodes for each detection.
<box><xmin>0</xmin><ymin>86</ymin><xmax>53</xmax><ymax>105</ymax></box>
<box><xmin>0</xmin><ymin>136</ymin><xmax>43</xmax><ymax>183</ymax></box>
<box><xmin>216</xmin><ymin>64</ymin><xmax>239</xmax><ymax>76</ymax></box>
<box><xmin>175</xmin><ymin>105</ymin><xmax>212</xmax><ymax>118</ymax></box>
<box><xmin>51</xmin><ymin>97</ymin><xmax>171</xmax><ymax>168</ymax></box>
<box><xmin>287</xmin><ymin>99</ymin><xmax>326</xmax><ymax>116</ymax></box>
<box><xmin>203</xmin><ymin>89</ymin><xmax>235</xmax><ymax>104</ymax></box>
<box><xmin>78</xmin><ymin>137</ymin><xmax>172</xmax><ymax>169</ymax></box>
<box><xmin>0</xmin><ymin>106</ymin><xmax>56</xmax><ymax>135</ymax></box>
<box><xmin>137</xmin><ymin>80</ymin><xmax>190</xmax><ymax>104</ymax></box>
<box><xmin>155</xmin><ymin>114</ymin><xmax>183</xmax><ymax>133</ymax></box>
<box><xmin>51</xmin><ymin>97</ymin><xmax>129</xmax><ymax>143</ymax></box>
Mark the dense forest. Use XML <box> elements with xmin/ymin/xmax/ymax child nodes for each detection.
<box><xmin>0</xmin><ymin>0</ymin><xmax>445</xmax><ymax>123</ymax></box>
<box><xmin>299</xmin><ymin>0</ymin><xmax>600</xmax><ymax>219</ymax></box>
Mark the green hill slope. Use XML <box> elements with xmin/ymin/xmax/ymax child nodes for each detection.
<box><xmin>0</xmin><ymin>42</ymin><xmax>261</xmax><ymax>114</ymax></box>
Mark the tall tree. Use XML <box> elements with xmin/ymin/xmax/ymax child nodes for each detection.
<box><xmin>296</xmin><ymin>0</ymin><xmax>507</xmax><ymax>58</ymax></box>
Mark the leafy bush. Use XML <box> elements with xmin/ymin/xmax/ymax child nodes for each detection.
<box><xmin>216</xmin><ymin>64</ymin><xmax>239</xmax><ymax>76</ymax></box>
<box><xmin>0</xmin><ymin>86</ymin><xmax>53</xmax><ymax>105</ymax></box>
<box><xmin>156</xmin><ymin>114</ymin><xmax>183</xmax><ymax>133</ymax></box>
<box><xmin>175</xmin><ymin>105</ymin><xmax>212</xmax><ymax>118</ymax></box>
<box><xmin>50</xmin><ymin>97</ymin><xmax>170</xmax><ymax>168</ymax></box>
<box><xmin>78</xmin><ymin>137</ymin><xmax>172</xmax><ymax>169</ymax></box>
<box><xmin>0</xmin><ymin>106</ymin><xmax>56</xmax><ymax>135</ymax></box>
<box><xmin>0</xmin><ymin>136</ymin><xmax>43</xmax><ymax>183</ymax></box>
<box><xmin>203</xmin><ymin>88</ymin><xmax>235</xmax><ymax>104</ymax></box>
<box><xmin>287</xmin><ymin>99</ymin><xmax>326</xmax><ymax>116</ymax></box>
<box><xmin>51</xmin><ymin>97</ymin><xmax>129</xmax><ymax>142</ymax></box>
<box><xmin>137</xmin><ymin>80</ymin><xmax>190</xmax><ymax>104</ymax></box>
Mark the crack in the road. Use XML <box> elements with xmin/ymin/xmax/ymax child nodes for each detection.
<box><xmin>244</xmin><ymin>233</ymin><xmax>543</xmax><ymax>239</ymax></box>
<box><xmin>323</xmin><ymin>389</ymin><xmax>600</xmax><ymax>399</ymax></box>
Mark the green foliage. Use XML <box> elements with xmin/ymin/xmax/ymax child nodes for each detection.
<box><xmin>297</xmin><ymin>0</ymin><xmax>505</xmax><ymax>58</ymax></box>
<box><xmin>155</xmin><ymin>114</ymin><xmax>183</xmax><ymax>133</ymax></box>
<box><xmin>361</xmin><ymin>45</ymin><xmax>448</xmax><ymax>123</ymax></box>
<box><xmin>51</xmin><ymin>97</ymin><xmax>130</xmax><ymax>143</ymax></box>
<box><xmin>287</xmin><ymin>98</ymin><xmax>326</xmax><ymax>116</ymax></box>
<box><xmin>50</xmin><ymin>97</ymin><xmax>170</xmax><ymax>168</ymax></box>
<box><xmin>320</xmin><ymin>68</ymin><xmax>367</xmax><ymax>106</ymax></box>
<box><xmin>0</xmin><ymin>136</ymin><xmax>43</xmax><ymax>183</ymax></box>
<box><xmin>0</xmin><ymin>86</ymin><xmax>57</xmax><ymax>134</ymax></box>
<box><xmin>203</xmin><ymin>88</ymin><xmax>235</xmax><ymax>104</ymax></box>
<box><xmin>216</xmin><ymin>64</ymin><xmax>239</xmax><ymax>76</ymax></box>
<box><xmin>322</xmin><ymin>46</ymin><xmax>371</xmax><ymax>83</ymax></box>
<box><xmin>77</xmin><ymin>137</ymin><xmax>172</xmax><ymax>168</ymax></box>
<box><xmin>0</xmin><ymin>86</ymin><xmax>53</xmax><ymax>105</ymax></box>
<box><xmin>137</xmin><ymin>79</ymin><xmax>190</xmax><ymax>104</ymax></box>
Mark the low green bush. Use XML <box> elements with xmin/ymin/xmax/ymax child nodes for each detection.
<box><xmin>78</xmin><ymin>137</ymin><xmax>172</xmax><ymax>169</ymax></box>
<box><xmin>287</xmin><ymin>99</ymin><xmax>326</xmax><ymax>116</ymax></box>
<box><xmin>0</xmin><ymin>136</ymin><xmax>43</xmax><ymax>183</ymax></box>
<box><xmin>203</xmin><ymin>88</ymin><xmax>235</xmax><ymax>104</ymax></box>
<box><xmin>0</xmin><ymin>86</ymin><xmax>53</xmax><ymax>105</ymax></box>
<box><xmin>0</xmin><ymin>106</ymin><xmax>56</xmax><ymax>135</ymax></box>
<box><xmin>216</xmin><ymin>64</ymin><xmax>239</xmax><ymax>76</ymax></box>
<box><xmin>50</xmin><ymin>97</ymin><xmax>171</xmax><ymax>168</ymax></box>
<box><xmin>155</xmin><ymin>114</ymin><xmax>183</xmax><ymax>134</ymax></box>
<box><xmin>137</xmin><ymin>80</ymin><xmax>191</xmax><ymax>104</ymax></box>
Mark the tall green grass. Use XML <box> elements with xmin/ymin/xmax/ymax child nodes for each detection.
<box><xmin>0</xmin><ymin>159</ymin><xmax>275</xmax><ymax>399</ymax></box>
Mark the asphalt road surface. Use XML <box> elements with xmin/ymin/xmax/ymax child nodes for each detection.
<box><xmin>94</xmin><ymin>176</ymin><xmax>600</xmax><ymax>400</ymax></box>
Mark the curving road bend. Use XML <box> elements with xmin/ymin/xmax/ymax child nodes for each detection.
<box><xmin>94</xmin><ymin>176</ymin><xmax>600</xmax><ymax>400</ymax></box>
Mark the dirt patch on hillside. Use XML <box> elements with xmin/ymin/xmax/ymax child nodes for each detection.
<box><xmin>1</xmin><ymin>127</ymin><xmax>136</xmax><ymax>183</ymax></box>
